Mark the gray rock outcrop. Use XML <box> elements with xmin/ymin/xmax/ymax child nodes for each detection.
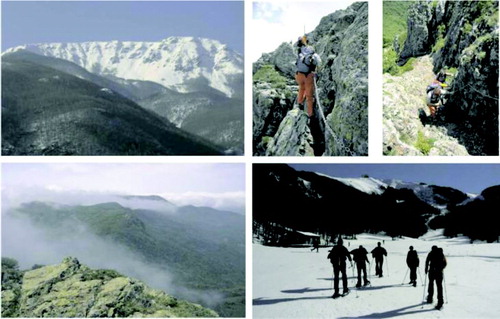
<box><xmin>1</xmin><ymin>257</ymin><xmax>218</xmax><ymax>318</ymax></box>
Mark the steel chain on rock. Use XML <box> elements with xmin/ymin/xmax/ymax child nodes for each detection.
<box><xmin>313</xmin><ymin>77</ymin><xmax>356</xmax><ymax>156</ymax></box>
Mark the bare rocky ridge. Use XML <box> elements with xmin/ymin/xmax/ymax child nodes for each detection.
<box><xmin>1</xmin><ymin>257</ymin><xmax>218</xmax><ymax>318</ymax></box>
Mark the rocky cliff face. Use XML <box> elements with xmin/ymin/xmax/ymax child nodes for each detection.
<box><xmin>398</xmin><ymin>0</ymin><xmax>499</xmax><ymax>155</ymax></box>
<box><xmin>1</xmin><ymin>257</ymin><xmax>218</xmax><ymax>318</ymax></box>
<box><xmin>253</xmin><ymin>2</ymin><xmax>368</xmax><ymax>156</ymax></box>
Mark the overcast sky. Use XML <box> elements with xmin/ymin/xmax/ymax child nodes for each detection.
<box><xmin>251</xmin><ymin>0</ymin><xmax>358</xmax><ymax>62</ymax></box>
<box><xmin>2</xmin><ymin>163</ymin><xmax>245</xmax><ymax>213</ymax></box>
<box><xmin>288</xmin><ymin>164</ymin><xmax>500</xmax><ymax>195</ymax></box>
<box><xmin>1</xmin><ymin>1</ymin><xmax>244</xmax><ymax>53</ymax></box>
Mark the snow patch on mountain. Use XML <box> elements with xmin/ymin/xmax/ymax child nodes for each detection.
<box><xmin>5</xmin><ymin>37</ymin><xmax>243</xmax><ymax>97</ymax></box>
<box><xmin>315</xmin><ymin>173</ymin><xmax>387</xmax><ymax>195</ymax></box>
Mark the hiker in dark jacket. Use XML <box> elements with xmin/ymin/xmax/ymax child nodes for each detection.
<box><xmin>371</xmin><ymin>242</ymin><xmax>387</xmax><ymax>277</ymax></box>
<box><xmin>327</xmin><ymin>237</ymin><xmax>352</xmax><ymax>298</ymax></box>
<box><xmin>311</xmin><ymin>237</ymin><xmax>320</xmax><ymax>252</ymax></box>
<box><xmin>350</xmin><ymin>245</ymin><xmax>370</xmax><ymax>287</ymax></box>
<box><xmin>425</xmin><ymin>246</ymin><xmax>447</xmax><ymax>309</ymax></box>
<box><xmin>406</xmin><ymin>246</ymin><xmax>420</xmax><ymax>287</ymax></box>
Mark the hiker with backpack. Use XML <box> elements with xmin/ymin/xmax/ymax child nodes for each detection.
<box><xmin>327</xmin><ymin>237</ymin><xmax>352</xmax><ymax>298</ymax></box>
<box><xmin>295</xmin><ymin>35</ymin><xmax>321</xmax><ymax>120</ymax></box>
<box><xmin>350</xmin><ymin>245</ymin><xmax>370</xmax><ymax>288</ymax></box>
<box><xmin>426</xmin><ymin>69</ymin><xmax>453</xmax><ymax>118</ymax></box>
<box><xmin>371</xmin><ymin>242</ymin><xmax>388</xmax><ymax>277</ymax></box>
<box><xmin>425</xmin><ymin>246</ymin><xmax>447</xmax><ymax>309</ymax></box>
<box><xmin>426</xmin><ymin>85</ymin><xmax>447</xmax><ymax>118</ymax></box>
<box><xmin>406</xmin><ymin>246</ymin><xmax>419</xmax><ymax>287</ymax></box>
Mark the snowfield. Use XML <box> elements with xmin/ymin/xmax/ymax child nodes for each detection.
<box><xmin>253</xmin><ymin>232</ymin><xmax>500</xmax><ymax>318</ymax></box>
<box><xmin>5</xmin><ymin>37</ymin><xmax>243</xmax><ymax>97</ymax></box>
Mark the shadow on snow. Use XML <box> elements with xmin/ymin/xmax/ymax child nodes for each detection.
<box><xmin>338</xmin><ymin>303</ymin><xmax>437</xmax><ymax>318</ymax></box>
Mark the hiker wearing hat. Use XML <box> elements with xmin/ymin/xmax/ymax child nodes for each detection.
<box><xmin>295</xmin><ymin>35</ymin><xmax>321</xmax><ymax>119</ymax></box>
<box><xmin>327</xmin><ymin>237</ymin><xmax>352</xmax><ymax>298</ymax></box>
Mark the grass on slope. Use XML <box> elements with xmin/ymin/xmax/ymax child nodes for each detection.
<box><xmin>383</xmin><ymin>1</ymin><xmax>414</xmax><ymax>75</ymax></box>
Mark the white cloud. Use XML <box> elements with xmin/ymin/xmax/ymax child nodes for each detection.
<box><xmin>250</xmin><ymin>1</ymin><xmax>359</xmax><ymax>62</ymax></box>
<box><xmin>2</xmin><ymin>163</ymin><xmax>245</xmax><ymax>213</ymax></box>
<box><xmin>161</xmin><ymin>191</ymin><xmax>246</xmax><ymax>214</ymax></box>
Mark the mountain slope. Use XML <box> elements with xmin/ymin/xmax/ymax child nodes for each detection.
<box><xmin>6</xmin><ymin>37</ymin><xmax>243</xmax><ymax>98</ymax></box>
<box><xmin>1</xmin><ymin>55</ymin><xmax>223</xmax><ymax>155</ymax></box>
<box><xmin>3</xmin><ymin>199</ymin><xmax>245</xmax><ymax>316</ymax></box>
<box><xmin>138</xmin><ymin>89</ymin><xmax>244</xmax><ymax>154</ymax></box>
<box><xmin>1</xmin><ymin>257</ymin><xmax>218</xmax><ymax>318</ymax></box>
<box><xmin>253</xmin><ymin>164</ymin><xmax>490</xmax><ymax>241</ymax></box>
<box><xmin>3</xmin><ymin>49</ymin><xmax>243</xmax><ymax>154</ymax></box>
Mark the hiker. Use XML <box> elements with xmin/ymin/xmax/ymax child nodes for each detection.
<box><xmin>435</xmin><ymin>69</ymin><xmax>452</xmax><ymax>85</ymax></box>
<box><xmin>406</xmin><ymin>246</ymin><xmax>419</xmax><ymax>287</ymax></box>
<box><xmin>371</xmin><ymin>242</ymin><xmax>387</xmax><ymax>277</ymax></box>
<box><xmin>295</xmin><ymin>35</ymin><xmax>321</xmax><ymax>119</ymax></box>
<box><xmin>425</xmin><ymin>246</ymin><xmax>447</xmax><ymax>309</ymax></box>
<box><xmin>327</xmin><ymin>237</ymin><xmax>352</xmax><ymax>298</ymax></box>
<box><xmin>311</xmin><ymin>237</ymin><xmax>320</xmax><ymax>252</ymax></box>
<box><xmin>350</xmin><ymin>245</ymin><xmax>370</xmax><ymax>287</ymax></box>
<box><xmin>427</xmin><ymin>84</ymin><xmax>445</xmax><ymax>118</ymax></box>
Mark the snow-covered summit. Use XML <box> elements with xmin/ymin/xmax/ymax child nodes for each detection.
<box><xmin>5</xmin><ymin>36</ymin><xmax>243</xmax><ymax>97</ymax></box>
<box><xmin>315</xmin><ymin>172</ymin><xmax>387</xmax><ymax>195</ymax></box>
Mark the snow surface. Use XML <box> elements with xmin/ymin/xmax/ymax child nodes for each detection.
<box><xmin>5</xmin><ymin>37</ymin><xmax>243</xmax><ymax>97</ymax></box>
<box><xmin>315</xmin><ymin>173</ymin><xmax>387</xmax><ymax>195</ymax></box>
<box><xmin>253</xmin><ymin>232</ymin><xmax>500</xmax><ymax>318</ymax></box>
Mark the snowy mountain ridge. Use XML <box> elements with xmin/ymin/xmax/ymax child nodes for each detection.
<box><xmin>5</xmin><ymin>36</ymin><xmax>243</xmax><ymax>97</ymax></box>
<box><xmin>315</xmin><ymin>172</ymin><xmax>387</xmax><ymax>195</ymax></box>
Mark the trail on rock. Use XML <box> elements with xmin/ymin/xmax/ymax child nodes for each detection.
<box><xmin>383</xmin><ymin>56</ymin><xmax>469</xmax><ymax>156</ymax></box>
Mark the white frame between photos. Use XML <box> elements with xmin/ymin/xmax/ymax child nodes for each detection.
<box><xmin>1</xmin><ymin>1</ymin><xmax>499</xmax><ymax>319</ymax></box>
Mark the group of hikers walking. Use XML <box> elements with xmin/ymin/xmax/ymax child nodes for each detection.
<box><xmin>326</xmin><ymin>238</ymin><xmax>447</xmax><ymax>310</ymax></box>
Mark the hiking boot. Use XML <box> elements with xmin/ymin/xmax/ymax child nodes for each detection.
<box><xmin>364</xmin><ymin>281</ymin><xmax>370</xmax><ymax>286</ymax></box>
<box><xmin>356</xmin><ymin>282</ymin><xmax>361</xmax><ymax>288</ymax></box>
<box><xmin>332</xmin><ymin>292</ymin><xmax>341</xmax><ymax>299</ymax></box>
<box><xmin>436</xmin><ymin>302</ymin><xmax>443</xmax><ymax>310</ymax></box>
<box><xmin>343</xmin><ymin>288</ymin><xmax>349</xmax><ymax>294</ymax></box>
<box><xmin>413</xmin><ymin>282</ymin><xmax>417</xmax><ymax>287</ymax></box>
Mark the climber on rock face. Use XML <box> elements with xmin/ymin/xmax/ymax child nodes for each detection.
<box><xmin>295</xmin><ymin>35</ymin><xmax>321</xmax><ymax>120</ymax></box>
<box><xmin>425</xmin><ymin>69</ymin><xmax>453</xmax><ymax>118</ymax></box>
<box><xmin>426</xmin><ymin>86</ymin><xmax>445</xmax><ymax>118</ymax></box>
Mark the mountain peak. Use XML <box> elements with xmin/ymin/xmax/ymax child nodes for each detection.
<box><xmin>5</xmin><ymin>36</ymin><xmax>243</xmax><ymax>97</ymax></box>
